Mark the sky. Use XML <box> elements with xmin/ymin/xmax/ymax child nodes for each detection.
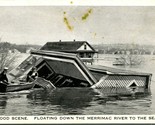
<box><xmin>0</xmin><ymin>6</ymin><xmax>155</xmax><ymax>45</ymax></box>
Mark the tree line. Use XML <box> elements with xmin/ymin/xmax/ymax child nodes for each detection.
<box><xmin>0</xmin><ymin>42</ymin><xmax>41</xmax><ymax>53</ymax></box>
<box><xmin>92</xmin><ymin>43</ymin><xmax>155</xmax><ymax>55</ymax></box>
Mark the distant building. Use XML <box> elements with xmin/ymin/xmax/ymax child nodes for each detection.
<box><xmin>26</xmin><ymin>47</ymin><xmax>35</xmax><ymax>53</ymax></box>
<box><xmin>40</xmin><ymin>40</ymin><xmax>97</xmax><ymax>64</ymax></box>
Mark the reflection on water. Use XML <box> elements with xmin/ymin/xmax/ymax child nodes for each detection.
<box><xmin>0</xmin><ymin>86</ymin><xmax>152</xmax><ymax>115</ymax></box>
<box><xmin>26</xmin><ymin>88</ymin><xmax>97</xmax><ymax>115</ymax></box>
<box><xmin>25</xmin><ymin>86</ymin><xmax>151</xmax><ymax>115</ymax></box>
<box><xmin>0</xmin><ymin>95</ymin><xmax>8</xmax><ymax>115</ymax></box>
<box><xmin>0</xmin><ymin>96</ymin><xmax>7</xmax><ymax>107</ymax></box>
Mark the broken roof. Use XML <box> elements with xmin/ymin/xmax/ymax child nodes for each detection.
<box><xmin>31</xmin><ymin>50</ymin><xmax>97</xmax><ymax>86</ymax></box>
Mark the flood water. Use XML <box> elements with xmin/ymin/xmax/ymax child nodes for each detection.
<box><xmin>0</xmin><ymin>54</ymin><xmax>155</xmax><ymax>115</ymax></box>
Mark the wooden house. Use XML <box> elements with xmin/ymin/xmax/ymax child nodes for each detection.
<box><xmin>40</xmin><ymin>40</ymin><xmax>97</xmax><ymax>64</ymax></box>
<box><xmin>7</xmin><ymin>43</ymin><xmax>152</xmax><ymax>96</ymax></box>
<box><xmin>9</xmin><ymin>49</ymin><xmax>152</xmax><ymax>90</ymax></box>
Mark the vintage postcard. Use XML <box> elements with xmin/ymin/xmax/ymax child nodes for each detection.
<box><xmin>0</xmin><ymin>0</ymin><xmax>155</xmax><ymax>124</ymax></box>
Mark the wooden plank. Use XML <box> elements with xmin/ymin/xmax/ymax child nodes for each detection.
<box><xmin>33</xmin><ymin>77</ymin><xmax>56</xmax><ymax>90</ymax></box>
<box><xmin>88</xmin><ymin>65</ymin><xmax>152</xmax><ymax>76</ymax></box>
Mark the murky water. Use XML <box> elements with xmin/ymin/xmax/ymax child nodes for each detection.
<box><xmin>0</xmin><ymin>54</ymin><xmax>155</xmax><ymax>115</ymax></box>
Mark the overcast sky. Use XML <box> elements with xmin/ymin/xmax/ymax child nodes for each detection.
<box><xmin>0</xmin><ymin>6</ymin><xmax>155</xmax><ymax>45</ymax></box>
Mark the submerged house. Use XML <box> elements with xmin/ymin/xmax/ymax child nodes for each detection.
<box><xmin>8</xmin><ymin>47</ymin><xmax>152</xmax><ymax>95</ymax></box>
<box><xmin>40</xmin><ymin>40</ymin><xmax>97</xmax><ymax>64</ymax></box>
<box><xmin>6</xmin><ymin>39</ymin><xmax>152</xmax><ymax>95</ymax></box>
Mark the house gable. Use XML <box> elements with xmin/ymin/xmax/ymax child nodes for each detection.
<box><xmin>77</xmin><ymin>43</ymin><xmax>93</xmax><ymax>51</ymax></box>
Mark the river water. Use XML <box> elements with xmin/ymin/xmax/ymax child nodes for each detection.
<box><xmin>0</xmin><ymin>54</ymin><xmax>155</xmax><ymax>115</ymax></box>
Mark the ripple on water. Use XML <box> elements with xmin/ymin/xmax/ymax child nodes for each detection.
<box><xmin>0</xmin><ymin>86</ymin><xmax>153</xmax><ymax>115</ymax></box>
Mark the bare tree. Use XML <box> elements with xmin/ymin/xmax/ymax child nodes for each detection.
<box><xmin>119</xmin><ymin>54</ymin><xmax>144</xmax><ymax>65</ymax></box>
<box><xmin>0</xmin><ymin>51</ymin><xmax>19</xmax><ymax>71</ymax></box>
<box><xmin>0</xmin><ymin>36</ymin><xmax>19</xmax><ymax>72</ymax></box>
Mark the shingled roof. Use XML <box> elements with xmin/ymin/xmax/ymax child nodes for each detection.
<box><xmin>40</xmin><ymin>41</ymin><xmax>96</xmax><ymax>52</ymax></box>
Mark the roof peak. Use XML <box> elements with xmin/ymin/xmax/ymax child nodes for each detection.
<box><xmin>47</xmin><ymin>41</ymin><xmax>87</xmax><ymax>43</ymax></box>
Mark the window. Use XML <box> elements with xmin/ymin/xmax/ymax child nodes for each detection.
<box><xmin>79</xmin><ymin>53</ymin><xmax>84</xmax><ymax>58</ymax></box>
<box><xmin>37</xmin><ymin>63</ymin><xmax>54</xmax><ymax>79</ymax></box>
<box><xmin>87</xmin><ymin>53</ymin><xmax>92</xmax><ymax>58</ymax></box>
<box><xmin>84</xmin><ymin>44</ymin><xmax>87</xmax><ymax>50</ymax></box>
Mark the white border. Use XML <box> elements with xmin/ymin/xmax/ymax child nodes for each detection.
<box><xmin>0</xmin><ymin>0</ymin><xmax>155</xmax><ymax>6</ymax></box>
<box><xmin>0</xmin><ymin>0</ymin><xmax>154</xmax><ymax>124</ymax></box>
<box><xmin>0</xmin><ymin>115</ymin><xmax>155</xmax><ymax>124</ymax></box>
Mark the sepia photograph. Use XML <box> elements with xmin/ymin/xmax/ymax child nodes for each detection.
<box><xmin>0</xmin><ymin>0</ymin><xmax>155</xmax><ymax>123</ymax></box>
